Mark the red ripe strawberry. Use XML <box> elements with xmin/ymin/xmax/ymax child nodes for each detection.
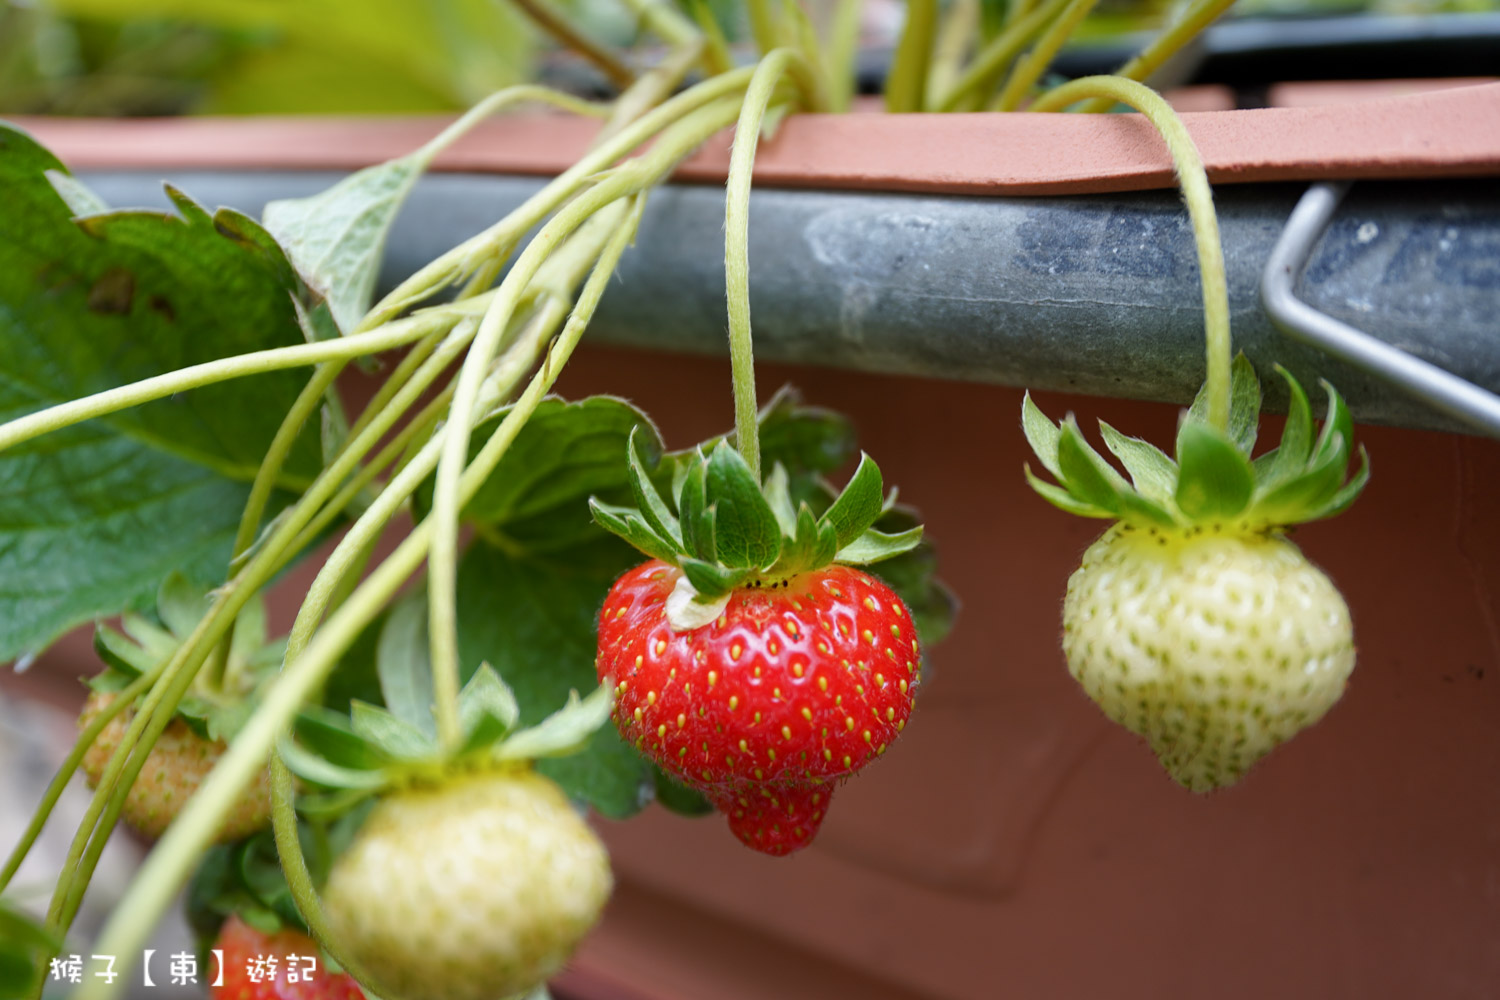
<box><xmin>598</xmin><ymin>560</ymin><xmax>918</xmax><ymax>854</ymax></box>
<box><xmin>211</xmin><ymin>914</ymin><xmax>364</xmax><ymax>1000</ymax></box>
<box><xmin>591</xmin><ymin>430</ymin><xmax>937</xmax><ymax>856</ymax></box>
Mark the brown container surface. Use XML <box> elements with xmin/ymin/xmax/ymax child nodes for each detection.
<box><xmin>10</xmin><ymin>81</ymin><xmax>1500</xmax><ymax>196</ymax></box>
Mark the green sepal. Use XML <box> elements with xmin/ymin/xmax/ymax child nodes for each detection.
<box><xmin>679</xmin><ymin>557</ymin><xmax>753</xmax><ymax>600</ymax></box>
<box><xmin>275</xmin><ymin>731</ymin><xmax>390</xmax><ymax>791</ymax></box>
<box><xmin>1099</xmin><ymin>422</ymin><xmax>1177</xmax><ymax>505</ymax></box>
<box><xmin>493</xmin><ymin>683</ymin><xmax>614</xmax><ymax>762</ymax></box>
<box><xmin>291</xmin><ymin>705</ymin><xmax>389</xmax><ymax>772</ymax></box>
<box><xmin>458</xmin><ymin>662</ymin><xmax>521</xmax><ymax>752</ymax></box>
<box><xmin>349</xmin><ymin>701</ymin><xmax>435</xmax><ymax>760</ymax></box>
<box><xmin>1303</xmin><ymin>444</ymin><xmax>1371</xmax><ymax>521</ymax></box>
<box><xmin>1175</xmin><ymin>422</ymin><xmax>1255</xmax><ymax>520</ymax></box>
<box><xmin>1267</xmin><ymin>364</ymin><xmax>1315</xmax><ymax>485</ymax></box>
<box><xmin>676</xmin><ymin>451</ymin><xmax>710</xmax><ymax>560</ymax></box>
<box><xmin>589</xmin><ymin>499</ymin><xmax>682</xmax><ymax>565</ymax></box>
<box><xmin>1021</xmin><ymin>392</ymin><xmax>1063</xmax><ymax>480</ymax></box>
<box><xmin>627</xmin><ymin>425</ymin><xmax>681</xmax><ymax>547</ymax></box>
<box><xmin>1185</xmin><ymin>352</ymin><xmax>1260</xmax><ymax>455</ymax></box>
<box><xmin>1247</xmin><ymin>430</ymin><xmax>1350</xmax><ymax>525</ymax></box>
<box><xmin>819</xmin><ymin>453</ymin><xmax>886</xmax><ymax>550</ymax></box>
<box><xmin>762</xmin><ymin>462</ymin><xmax>799</xmax><ymax>537</ymax></box>
<box><xmin>836</xmin><ymin>525</ymin><xmax>924</xmax><ymax>564</ymax></box>
<box><xmin>1023</xmin><ymin>464</ymin><xmax>1115</xmax><ymax>519</ymax></box>
<box><xmin>765</xmin><ymin>503</ymin><xmax>840</xmax><ymax>579</ymax></box>
<box><xmin>704</xmin><ymin>441</ymin><xmax>782</xmax><ymax>569</ymax></box>
<box><xmin>1057</xmin><ymin>418</ymin><xmax>1127</xmax><ymax>515</ymax></box>
<box><xmin>1313</xmin><ymin>380</ymin><xmax>1355</xmax><ymax>468</ymax></box>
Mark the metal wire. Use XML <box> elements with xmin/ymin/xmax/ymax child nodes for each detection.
<box><xmin>1262</xmin><ymin>182</ymin><xmax>1500</xmax><ymax>440</ymax></box>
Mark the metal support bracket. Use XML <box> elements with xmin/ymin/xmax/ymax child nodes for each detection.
<box><xmin>1262</xmin><ymin>181</ymin><xmax>1500</xmax><ymax>439</ymax></box>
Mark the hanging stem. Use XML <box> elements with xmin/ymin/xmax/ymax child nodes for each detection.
<box><xmin>508</xmin><ymin>0</ymin><xmax>638</xmax><ymax>90</ymax></box>
<box><xmin>725</xmin><ymin>49</ymin><xmax>812</xmax><ymax>481</ymax></box>
<box><xmin>1031</xmin><ymin>76</ymin><xmax>1230</xmax><ymax>430</ymax></box>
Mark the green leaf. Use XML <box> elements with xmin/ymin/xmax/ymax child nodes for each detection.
<box><xmin>1268</xmin><ymin>365</ymin><xmax>1315</xmax><ymax>484</ymax></box>
<box><xmin>263</xmin><ymin>153</ymin><xmax>426</xmax><ymax>335</ymax></box>
<box><xmin>1226</xmin><ymin>353</ymin><xmax>1262</xmax><ymax>455</ymax></box>
<box><xmin>819</xmin><ymin>453</ymin><xmax>888</xmax><ymax>551</ymax></box>
<box><xmin>651</xmin><ymin>765</ymin><xmax>714</xmax><ymax>817</ymax></box>
<box><xmin>457</xmin><ymin>396</ymin><xmax>664</xmax><ymax>555</ymax></box>
<box><xmin>836</xmin><ymin>525</ymin><xmax>924</xmax><ymax>564</ymax></box>
<box><xmin>45</xmin><ymin>169</ymin><xmax>108</xmax><ymax>217</ymax></box>
<box><xmin>1057</xmin><ymin>419</ymin><xmax>1126</xmax><ymax>515</ymax></box>
<box><xmin>0</xmin><ymin>124</ymin><xmax>323</xmax><ymax>661</ymax></box>
<box><xmin>742</xmin><ymin>385</ymin><xmax>857</xmax><ymax>475</ymax></box>
<box><xmin>455</xmin><ymin>536</ymin><xmax>652</xmax><ymax>818</ymax></box>
<box><xmin>1175</xmin><ymin>423</ymin><xmax>1255</xmax><ymax>520</ymax></box>
<box><xmin>704</xmin><ymin>442</ymin><xmax>782</xmax><ymax>569</ymax></box>
<box><xmin>1021</xmin><ymin>392</ymin><xmax>1063</xmax><ymax>481</ymax></box>
<box><xmin>860</xmin><ymin>504</ymin><xmax>958</xmax><ymax>649</ymax></box>
<box><xmin>350</xmin><ymin>701</ymin><xmax>435</xmax><ymax>760</ymax></box>
<box><xmin>375</xmin><ymin>589</ymin><xmax>437</xmax><ymax>739</ymax></box>
<box><xmin>1099</xmin><ymin>421</ymin><xmax>1177</xmax><ymax>505</ymax></box>
<box><xmin>627</xmin><ymin>425</ymin><xmax>680</xmax><ymax>547</ymax></box>
<box><xmin>0</xmin><ymin>902</ymin><xmax>58</xmax><ymax>1000</ymax></box>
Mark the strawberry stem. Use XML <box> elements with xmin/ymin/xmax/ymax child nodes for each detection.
<box><xmin>1031</xmin><ymin>76</ymin><xmax>1231</xmax><ymax>432</ymax></box>
<box><xmin>726</xmin><ymin>49</ymin><xmax>814</xmax><ymax>483</ymax></box>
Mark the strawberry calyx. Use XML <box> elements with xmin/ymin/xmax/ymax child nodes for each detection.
<box><xmin>1023</xmin><ymin>354</ymin><xmax>1370</xmax><ymax>533</ymax></box>
<box><xmin>590</xmin><ymin>427</ymin><xmax>922</xmax><ymax>627</ymax></box>
<box><xmin>89</xmin><ymin>573</ymin><xmax>285</xmax><ymax>743</ymax></box>
<box><xmin>280</xmin><ymin>663</ymin><xmax>613</xmax><ymax>802</ymax></box>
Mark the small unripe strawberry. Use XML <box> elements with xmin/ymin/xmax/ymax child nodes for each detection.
<box><xmin>322</xmin><ymin>768</ymin><xmax>612</xmax><ymax>1000</ymax></box>
<box><xmin>78</xmin><ymin>690</ymin><xmax>272</xmax><ymax>842</ymax></box>
<box><xmin>1063</xmin><ymin>523</ymin><xmax>1354</xmax><ymax>791</ymax></box>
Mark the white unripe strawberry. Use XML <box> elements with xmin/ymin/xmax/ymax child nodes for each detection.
<box><xmin>1063</xmin><ymin>523</ymin><xmax>1354</xmax><ymax>791</ymax></box>
<box><xmin>322</xmin><ymin>768</ymin><xmax>612</xmax><ymax>1000</ymax></box>
<box><xmin>1023</xmin><ymin>358</ymin><xmax>1369</xmax><ymax>792</ymax></box>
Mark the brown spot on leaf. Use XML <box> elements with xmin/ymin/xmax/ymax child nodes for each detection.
<box><xmin>87</xmin><ymin>268</ymin><xmax>134</xmax><ymax>315</ymax></box>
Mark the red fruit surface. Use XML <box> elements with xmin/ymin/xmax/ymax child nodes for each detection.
<box><xmin>596</xmin><ymin>560</ymin><xmax>920</xmax><ymax>855</ymax></box>
<box><xmin>211</xmin><ymin>915</ymin><xmax>364</xmax><ymax>1000</ymax></box>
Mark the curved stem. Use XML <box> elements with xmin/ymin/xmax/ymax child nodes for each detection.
<box><xmin>1030</xmin><ymin>76</ymin><xmax>1230</xmax><ymax>430</ymax></box>
<box><xmin>267</xmin><ymin>755</ymin><xmax>396</xmax><ymax>998</ymax></box>
<box><xmin>992</xmin><ymin>0</ymin><xmax>1101</xmax><ymax>111</ymax></box>
<box><xmin>360</xmin><ymin>68</ymin><xmax>759</xmax><ymax>333</ymax></box>
<box><xmin>1074</xmin><ymin>0</ymin><xmax>1238</xmax><ymax>113</ymax></box>
<box><xmin>0</xmin><ymin>316</ymin><xmax>438</xmax><ymax>458</ymax></box>
<box><xmin>725</xmin><ymin>48</ymin><xmax>810</xmax><ymax>481</ymax></box>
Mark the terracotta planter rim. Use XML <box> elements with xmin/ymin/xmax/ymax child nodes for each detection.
<box><xmin>9</xmin><ymin>80</ymin><xmax>1500</xmax><ymax>198</ymax></box>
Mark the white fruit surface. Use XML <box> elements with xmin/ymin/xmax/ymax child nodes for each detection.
<box><xmin>323</xmin><ymin>768</ymin><xmax>613</xmax><ymax>1000</ymax></box>
<box><xmin>1063</xmin><ymin>523</ymin><xmax>1354</xmax><ymax>791</ymax></box>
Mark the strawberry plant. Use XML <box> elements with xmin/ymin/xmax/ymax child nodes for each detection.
<box><xmin>0</xmin><ymin>2</ymin><xmax>1323</xmax><ymax>998</ymax></box>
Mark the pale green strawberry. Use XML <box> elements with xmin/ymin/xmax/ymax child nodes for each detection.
<box><xmin>1023</xmin><ymin>357</ymin><xmax>1369</xmax><ymax>791</ymax></box>
<box><xmin>1062</xmin><ymin>523</ymin><xmax>1354</xmax><ymax>791</ymax></box>
<box><xmin>321</xmin><ymin>767</ymin><xmax>612</xmax><ymax>1000</ymax></box>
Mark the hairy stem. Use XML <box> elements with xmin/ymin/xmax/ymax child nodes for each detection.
<box><xmin>1030</xmin><ymin>76</ymin><xmax>1229</xmax><ymax>430</ymax></box>
<box><xmin>726</xmin><ymin>49</ymin><xmax>811</xmax><ymax>481</ymax></box>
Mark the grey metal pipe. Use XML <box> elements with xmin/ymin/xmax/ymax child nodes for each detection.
<box><xmin>78</xmin><ymin>171</ymin><xmax>1500</xmax><ymax>435</ymax></box>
